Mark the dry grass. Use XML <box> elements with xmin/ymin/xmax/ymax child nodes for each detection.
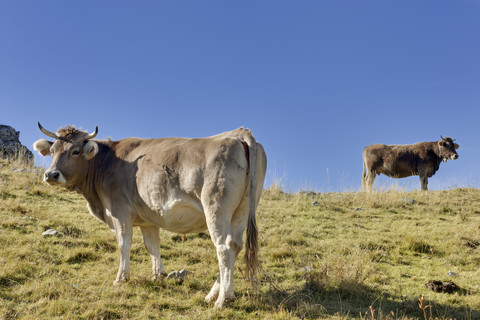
<box><xmin>1</xmin><ymin>159</ymin><xmax>479</xmax><ymax>319</ymax></box>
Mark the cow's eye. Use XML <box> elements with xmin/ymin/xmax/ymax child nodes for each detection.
<box><xmin>72</xmin><ymin>150</ymin><xmax>81</xmax><ymax>156</ymax></box>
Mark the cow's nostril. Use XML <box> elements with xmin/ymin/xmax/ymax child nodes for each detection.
<box><xmin>45</xmin><ymin>170</ymin><xmax>61</xmax><ymax>181</ymax></box>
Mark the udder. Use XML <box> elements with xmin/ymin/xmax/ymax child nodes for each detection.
<box><xmin>138</xmin><ymin>196</ymin><xmax>207</xmax><ymax>234</ymax></box>
<box><xmin>160</xmin><ymin>203</ymin><xmax>207</xmax><ymax>234</ymax></box>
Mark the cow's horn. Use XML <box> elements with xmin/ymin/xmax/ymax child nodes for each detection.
<box><xmin>440</xmin><ymin>135</ymin><xmax>445</xmax><ymax>141</ymax></box>
<box><xmin>38</xmin><ymin>122</ymin><xmax>58</xmax><ymax>139</ymax></box>
<box><xmin>84</xmin><ymin>126</ymin><xmax>98</xmax><ymax>140</ymax></box>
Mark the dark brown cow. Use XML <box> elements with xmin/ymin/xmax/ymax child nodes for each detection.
<box><xmin>33</xmin><ymin>123</ymin><xmax>267</xmax><ymax>308</ymax></box>
<box><xmin>362</xmin><ymin>136</ymin><xmax>459</xmax><ymax>192</ymax></box>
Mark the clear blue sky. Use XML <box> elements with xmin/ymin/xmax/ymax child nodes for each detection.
<box><xmin>1</xmin><ymin>1</ymin><xmax>479</xmax><ymax>192</ymax></box>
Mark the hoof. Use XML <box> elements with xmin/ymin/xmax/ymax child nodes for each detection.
<box><xmin>152</xmin><ymin>272</ymin><xmax>167</xmax><ymax>281</ymax></box>
<box><xmin>113</xmin><ymin>280</ymin><xmax>123</xmax><ymax>286</ymax></box>
<box><xmin>113</xmin><ymin>275</ymin><xmax>129</xmax><ymax>286</ymax></box>
<box><xmin>204</xmin><ymin>292</ymin><xmax>217</xmax><ymax>304</ymax></box>
<box><xmin>214</xmin><ymin>297</ymin><xmax>234</xmax><ymax>309</ymax></box>
<box><xmin>166</xmin><ymin>269</ymin><xmax>188</xmax><ymax>284</ymax></box>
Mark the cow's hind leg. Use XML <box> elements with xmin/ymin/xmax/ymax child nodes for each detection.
<box><xmin>205</xmin><ymin>277</ymin><xmax>221</xmax><ymax>304</ymax></box>
<box><xmin>205</xmin><ymin>194</ymin><xmax>249</xmax><ymax>302</ymax></box>
<box><xmin>204</xmin><ymin>194</ymin><xmax>249</xmax><ymax>308</ymax></box>
<box><xmin>140</xmin><ymin>225</ymin><xmax>167</xmax><ymax>281</ymax></box>
<box><xmin>206</xmin><ymin>220</ymin><xmax>237</xmax><ymax>308</ymax></box>
<box><xmin>365</xmin><ymin>170</ymin><xmax>376</xmax><ymax>192</ymax></box>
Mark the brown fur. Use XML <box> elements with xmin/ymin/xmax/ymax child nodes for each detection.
<box><xmin>56</xmin><ymin>126</ymin><xmax>80</xmax><ymax>137</ymax></box>
<box><xmin>55</xmin><ymin>126</ymin><xmax>96</xmax><ymax>142</ymax></box>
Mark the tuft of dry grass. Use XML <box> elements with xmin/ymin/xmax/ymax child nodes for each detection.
<box><xmin>1</xmin><ymin>159</ymin><xmax>479</xmax><ymax>319</ymax></box>
<box><xmin>262</xmin><ymin>181</ymin><xmax>285</xmax><ymax>200</ymax></box>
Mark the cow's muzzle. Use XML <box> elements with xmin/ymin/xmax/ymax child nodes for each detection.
<box><xmin>44</xmin><ymin>169</ymin><xmax>66</xmax><ymax>184</ymax></box>
<box><xmin>443</xmin><ymin>154</ymin><xmax>459</xmax><ymax>162</ymax></box>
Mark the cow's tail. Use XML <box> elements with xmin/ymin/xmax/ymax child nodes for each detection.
<box><xmin>242</xmin><ymin>129</ymin><xmax>260</xmax><ymax>284</ymax></box>
<box><xmin>362</xmin><ymin>149</ymin><xmax>367</xmax><ymax>192</ymax></box>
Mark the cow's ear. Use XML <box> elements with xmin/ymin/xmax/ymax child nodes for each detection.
<box><xmin>454</xmin><ymin>143</ymin><xmax>459</xmax><ymax>149</ymax></box>
<box><xmin>438</xmin><ymin>141</ymin><xmax>445</xmax><ymax>147</ymax></box>
<box><xmin>33</xmin><ymin>139</ymin><xmax>53</xmax><ymax>157</ymax></box>
<box><xmin>83</xmin><ymin>141</ymin><xmax>99</xmax><ymax>160</ymax></box>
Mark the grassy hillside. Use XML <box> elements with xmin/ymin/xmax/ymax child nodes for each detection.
<box><xmin>1</xmin><ymin>159</ymin><xmax>479</xmax><ymax>319</ymax></box>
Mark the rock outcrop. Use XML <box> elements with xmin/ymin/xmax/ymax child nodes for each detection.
<box><xmin>0</xmin><ymin>125</ymin><xmax>34</xmax><ymax>165</ymax></box>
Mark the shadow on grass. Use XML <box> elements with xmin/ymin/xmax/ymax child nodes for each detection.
<box><xmin>256</xmin><ymin>278</ymin><xmax>480</xmax><ymax>319</ymax></box>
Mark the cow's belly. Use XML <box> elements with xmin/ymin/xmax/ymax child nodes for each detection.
<box><xmin>378</xmin><ymin>159</ymin><xmax>418</xmax><ymax>178</ymax></box>
<box><xmin>382</xmin><ymin>171</ymin><xmax>414</xmax><ymax>178</ymax></box>
<box><xmin>379</xmin><ymin>167</ymin><xmax>416</xmax><ymax>178</ymax></box>
<box><xmin>137</xmin><ymin>197</ymin><xmax>207</xmax><ymax>234</ymax></box>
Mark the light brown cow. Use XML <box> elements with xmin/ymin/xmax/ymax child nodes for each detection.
<box><xmin>362</xmin><ymin>136</ymin><xmax>459</xmax><ymax>192</ymax></box>
<box><xmin>33</xmin><ymin>123</ymin><xmax>267</xmax><ymax>308</ymax></box>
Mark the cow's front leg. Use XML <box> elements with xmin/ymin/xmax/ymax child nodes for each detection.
<box><xmin>140</xmin><ymin>225</ymin><xmax>167</xmax><ymax>281</ymax></box>
<box><xmin>112</xmin><ymin>215</ymin><xmax>133</xmax><ymax>285</ymax></box>
<box><xmin>420</xmin><ymin>175</ymin><xmax>428</xmax><ymax>191</ymax></box>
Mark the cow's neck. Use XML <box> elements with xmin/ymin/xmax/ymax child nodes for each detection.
<box><xmin>431</xmin><ymin>141</ymin><xmax>443</xmax><ymax>173</ymax></box>
<box><xmin>72</xmin><ymin>142</ymin><xmax>116</xmax><ymax>213</ymax></box>
<box><xmin>432</xmin><ymin>141</ymin><xmax>444</xmax><ymax>160</ymax></box>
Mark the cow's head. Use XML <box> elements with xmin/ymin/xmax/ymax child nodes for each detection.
<box><xmin>33</xmin><ymin>122</ymin><xmax>99</xmax><ymax>187</ymax></box>
<box><xmin>438</xmin><ymin>136</ymin><xmax>459</xmax><ymax>162</ymax></box>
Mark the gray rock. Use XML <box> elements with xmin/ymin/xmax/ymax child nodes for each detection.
<box><xmin>13</xmin><ymin>168</ymin><xmax>43</xmax><ymax>173</ymax></box>
<box><xmin>42</xmin><ymin>229</ymin><xmax>58</xmax><ymax>237</ymax></box>
<box><xmin>401</xmin><ymin>198</ymin><xmax>417</xmax><ymax>204</ymax></box>
<box><xmin>447</xmin><ymin>271</ymin><xmax>458</xmax><ymax>277</ymax></box>
<box><xmin>0</xmin><ymin>125</ymin><xmax>33</xmax><ymax>165</ymax></box>
<box><xmin>178</xmin><ymin>269</ymin><xmax>189</xmax><ymax>279</ymax></box>
<box><xmin>302</xmin><ymin>266</ymin><xmax>314</xmax><ymax>272</ymax></box>
<box><xmin>166</xmin><ymin>269</ymin><xmax>189</xmax><ymax>283</ymax></box>
<box><xmin>311</xmin><ymin>201</ymin><xmax>320</xmax><ymax>206</ymax></box>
